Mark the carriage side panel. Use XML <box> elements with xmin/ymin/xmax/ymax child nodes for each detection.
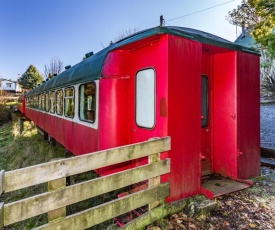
<box><xmin>167</xmin><ymin>35</ymin><xmax>202</xmax><ymax>201</ymax></box>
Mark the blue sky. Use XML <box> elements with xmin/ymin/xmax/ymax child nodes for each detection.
<box><xmin>0</xmin><ymin>0</ymin><xmax>242</xmax><ymax>81</ymax></box>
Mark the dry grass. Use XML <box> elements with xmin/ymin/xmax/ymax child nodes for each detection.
<box><xmin>0</xmin><ymin>119</ymin><xmax>66</xmax><ymax>229</ymax></box>
<box><xmin>0</xmin><ymin>118</ymin><xmax>121</xmax><ymax>229</ymax></box>
<box><xmin>1</xmin><ymin>119</ymin><xmax>65</xmax><ymax>171</ymax></box>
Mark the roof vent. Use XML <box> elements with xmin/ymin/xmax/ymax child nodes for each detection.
<box><xmin>85</xmin><ymin>51</ymin><xmax>94</xmax><ymax>58</ymax></box>
<box><xmin>65</xmin><ymin>65</ymin><xmax>71</xmax><ymax>70</ymax></box>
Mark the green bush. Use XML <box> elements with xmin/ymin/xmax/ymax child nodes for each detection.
<box><xmin>261</xmin><ymin>75</ymin><xmax>275</xmax><ymax>95</ymax></box>
<box><xmin>0</xmin><ymin>104</ymin><xmax>12</xmax><ymax>126</ymax></box>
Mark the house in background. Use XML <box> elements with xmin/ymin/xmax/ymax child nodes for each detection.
<box><xmin>0</xmin><ymin>78</ymin><xmax>22</xmax><ymax>94</ymax></box>
<box><xmin>234</xmin><ymin>29</ymin><xmax>257</xmax><ymax>48</ymax></box>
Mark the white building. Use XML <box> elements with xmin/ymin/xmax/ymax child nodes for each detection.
<box><xmin>0</xmin><ymin>78</ymin><xmax>22</xmax><ymax>93</ymax></box>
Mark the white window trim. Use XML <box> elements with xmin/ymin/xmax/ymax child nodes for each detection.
<box><xmin>25</xmin><ymin>80</ymin><xmax>99</xmax><ymax>129</ymax></box>
<box><xmin>136</xmin><ymin>68</ymin><xmax>156</xmax><ymax>129</ymax></box>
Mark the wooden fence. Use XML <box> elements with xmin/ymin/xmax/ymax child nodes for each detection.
<box><xmin>0</xmin><ymin>137</ymin><xmax>171</xmax><ymax>229</ymax></box>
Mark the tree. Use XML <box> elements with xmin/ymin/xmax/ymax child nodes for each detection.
<box><xmin>227</xmin><ymin>0</ymin><xmax>275</xmax><ymax>95</ymax></box>
<box><xmin>18</xmin><ymin>65</ymin><xmax>43</xmax><ymax>89</ymax></box>
<box><xmin>43</xmin><ymin>57</ymin><xmax>64</xmax><ymax>79</ymax></box>
<box><xmin>227</xmin><ymin>1</ymin><xmax>259</xmax><ymax>29</ymax></box>
<box><xmin>0</xmin><ymin>89</ymin><xmax>8</xmax><ymax>105</ymax></box>
<box><xmin>227</xmin><ymin>0</ymin><xmax>275</xmax><ymax>57</ymax></box>
<box><xmin>249</xmin><ymin>0</ymin><xmax>275</xmax><ymax>57</ymax></box>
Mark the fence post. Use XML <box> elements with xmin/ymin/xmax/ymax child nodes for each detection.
<box><xmin>0</xmin><ymin>170</ymin><xmax>4</xmax><ymax>195</ymax></box>
<box><xmin>48</xmin><ymin>160</ymin><xmax>66</xmax><ymax>222</ymax></box>
<box><xmin>0</xmin><ymin>202</ymin><xmax>3</xmax><ymax>230</ymax></box>
<box><xmin>148</xmin><ymin>152</ymin><xmax>161</xmax><ymax>211</ymax></box>
<box><xmin>18</xmin><ymin>118</ymin><xmax>24</xmax><ymax>135</ymax></box>
<box><xmin>0</xmin><ymin>170</ymin><xmax>4</xmax><ymax>229</ymax></box>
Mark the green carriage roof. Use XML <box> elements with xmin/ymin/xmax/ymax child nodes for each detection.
<box><xmin>27</xmin><ymin>26</ymin><xmax>259</xmax><ymax>96</ymax></box>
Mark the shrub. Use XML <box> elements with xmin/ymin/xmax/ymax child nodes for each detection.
<box><xmin>0</xmin><ymin>104</ymin><xmax>12</xmax><ymax>126</ymax></box>
<box><xmin>261</xmin><ymin>74</ymin><xmax>275</xmax><ymax>95</ymax></box>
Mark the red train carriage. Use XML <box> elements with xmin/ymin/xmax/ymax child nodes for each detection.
<box><xmin>17</xmin><ymin>94</ymin><xmax>26</xmax><ymax>114</ymax></box>
<box><xmin>21</xmin><ymin>26</ymin><xmax>261</xmax><ymax>202</ymax></box>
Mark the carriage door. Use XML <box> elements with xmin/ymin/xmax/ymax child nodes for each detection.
<box><xmin>201</xmin><ymin>53</ymin><xmax>213</xmax><ymax>175</ymax></box>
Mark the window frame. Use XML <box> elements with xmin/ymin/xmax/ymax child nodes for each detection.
<box><xmin>135</xmin><ymin>68</ymin><xmax>156</xmax><ymax>129</ymax></box>
<box><xmin>56</xmin><ymin>89</ymin><xmax>63</xmax><ymax>116</ymax></box>
<box><xmin>49</xmin><ymin>91</ymin><xmax>56</xmax><ymax>114</ymax></box>
<box><xmin>78</xmin><ymin>82</ymin><xmax>96</xmax><ymax>123</ymax></box>
<box><xmin>201</xmin><ymin>75</ymin><xmax>209</xmax><ymax>128</ymax></box>
<box><xmin>45</xmin><ymin>93</ymin><xmax>49</xmax><ymax>112</ymax></box>
<box><xmin>64</xmin><ymin>87</ymin><xmax>75</xmax><ymax>118</ymax></box>
<box><xmin>41</xmin><ymin>94</ymin><xmax>45</xmax><ymax>111</ymax></box>
<box><xmin>35</xmin><ymin>96</ymin><xmax>38</xmax><ymax>109</ymax></box>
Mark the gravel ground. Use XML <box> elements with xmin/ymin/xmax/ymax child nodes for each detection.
<box><xmin>261</xmin><ymin>103</ymin><xmax>275</xmax><ymax>150</ymax></box>
<box><xmin>147</xmin><ymin>167</ymin><xmax>275</xmax><ymax>230</ymax></box>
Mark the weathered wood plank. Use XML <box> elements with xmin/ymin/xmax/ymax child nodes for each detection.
<box><xmin>121</xmin><ymin>199</ymin><xmax>188</xmax><ymax>230</ymax></box>
<box><xmin>4</xmin><ymin>137</ymin><xmax>171</xmax><ymax>192</ymax></box>
<box><xmin>4</xmin><ymin>160</ymin><xmax>170</xmax><ymax>226</ymax></box>
<box><xmin>48</xmin><ymin>177</ymin><xmax>66</xmax><ymax>222</ymax></box>
<box><xmin>149</xmin><ymin>153</ymin><xmax>161</xmax><ymax>210</ymax></box>
<box><xmin>34</xmin><ymin>183</ymin><xmax>170</xmax><ymax>230</ymax></box>
<box><xmin>0</xmin><ymin>203</ymin><xmax>3</xmax><ymax>230</ymax></box>
<box><xmin>18</xmin><ymin>118</ymin><xmax>24</xmax><ymax>135</ymax></box>
<box><xmin>0</xmin><ymin>171</ymin><xmax>4</xmax><ymax>195</ymax></box>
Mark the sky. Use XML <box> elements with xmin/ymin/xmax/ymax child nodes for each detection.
<box><xmin>0</xmin><ymin>0</ymin><xmax>243</xmax><ymax>81</ymax></box>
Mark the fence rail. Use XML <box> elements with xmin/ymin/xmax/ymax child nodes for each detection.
<box><xmin>0</xmin><ymin>137</ymin><xmax>171</xmax><ymax>229</ymax></box>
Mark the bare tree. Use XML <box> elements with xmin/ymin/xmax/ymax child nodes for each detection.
<box><xmin>44</xmin><ymin>57</ymin><xmax>64</xmax><ymax>79</ymax></box>
<box><xmin>0</xmin><ymin>89</ymin><xmax>8</xmax><ymax>105</ymax></box>
<box><xmin>113</xmin><ymin>28</ymin><xmax>140</xmax><ymax>42</ymax></box>
<box><xmin>101</xmin><ymin>27</ymin><xmax>140</xmax><ymax>49</ymax></box>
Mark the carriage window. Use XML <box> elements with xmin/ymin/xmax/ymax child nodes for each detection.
<box><xmin>202</xmin><ymin>75</ymin><xmax>209</xmax><ymax>128</ymax></box>
<box><xmin>45</xmin><ymin>93</ymin><xmax>49</xmax><ymax>112</ymax></box>
<box><xmin>136</xmin><ymin>68</ymin><xmax>156</xmax><ymax>129</ymax></box>
<box><xmin>41</xmin><ymin>94</ymin><xmax>45</xmax><ymax>111</ymax></box>
<box><xmin>50</xmin><ymin>91</ymin><xmax>55</xmax><ymax>114</ymax></box>
<box><xmin>64</xmin><ymin>87</ymin><xmax>74</xmax><ymax>118</ymax></box>
<box><xmin>56</xmin><ymin>89</ymin><xmax>63</xmax><ymax>116</ymax></box>
<box><xmin>79</xmin><ymin>82</ymin><xmax>96</xmax><ymax>123</ymax></box>
<box><xmin>39</xmin><ymin>95</ymin><xmax>42</xmax><ymax>110</ymax></box>
<box><xmin>35</xmin><ymin>96</ymin><xmax>38</xmax><ymax>109</ymax></box>
<box><xmin>31</xmin><ymin>97</ymin><xmax>34</xmax><ymax>108</ymax></box>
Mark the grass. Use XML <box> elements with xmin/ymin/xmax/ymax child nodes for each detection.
<box><xmin>0</xmin><ymin>105</ymin><xmax>12</xmax><ymax>126</ymax></box>
<box><xmin>0</xmin><ymin>117</ymin><xmax>122</xmax><ymax>229</ymax></box>
<box><xmin>0</xmin><ymin>119</ymin><xmax>65</xmax><ymax>171</ymax></box>
<box><xmin>5</xmin><ymin>102</ymin><xmax>18</xmax><ymax>108</ymax></box>
<box><xmin>0</xmin><ymin>118</ymin><xmax>66</xmax><ymax>229</ymax></box>
<box><xmin>5</xmin><ymin>102</ymin><xmax>17</xmax><ymax>106</ymax></box>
